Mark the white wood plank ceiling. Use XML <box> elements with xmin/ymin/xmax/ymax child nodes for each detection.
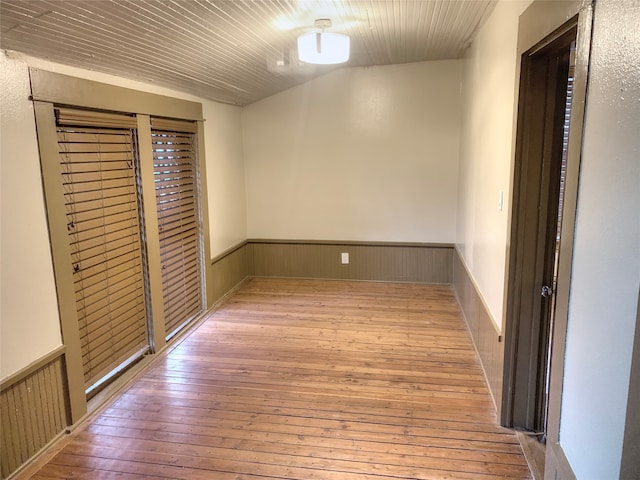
<box><xmin>1</xmin><ymin>1</ymin><xmax>496</xmax><ymax>105</ymax></box>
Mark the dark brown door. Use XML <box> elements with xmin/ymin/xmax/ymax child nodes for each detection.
<box><xmin>502</xmin><ymin>25</ymin><xmax>577</xmax><ymax>434</ymax></box>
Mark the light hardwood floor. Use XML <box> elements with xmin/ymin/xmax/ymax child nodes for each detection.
<box><xmin>28</xmin><ymin>278</ymin><xmax>531</xmax><ymax>479</ymax></box>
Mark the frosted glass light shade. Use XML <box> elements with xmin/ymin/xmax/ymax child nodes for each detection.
<box><xmin>297</xmin><ymin>32</ymin><xmax>350</xmax><ymax>64</ymax></box>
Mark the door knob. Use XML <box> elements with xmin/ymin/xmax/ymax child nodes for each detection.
<box><xmin>541</xmin><ymin>285</ymin><xmax>553</xmax><ymax>297</ymax></box>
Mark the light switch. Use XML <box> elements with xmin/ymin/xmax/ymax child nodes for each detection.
<box><xmin>341</xmin><ymin>252</ymin><xmax>349</xmax><ymax>264</ymax></box>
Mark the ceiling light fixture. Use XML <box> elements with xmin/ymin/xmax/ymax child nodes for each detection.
<box><xmin>297</xmin><ymin>19</ymin><xmax>350</xmax><ymax>65</ymax></box>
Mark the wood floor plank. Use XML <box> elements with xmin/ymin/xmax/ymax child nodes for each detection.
<box><xmin>84</xmin><ymin>417</ymin><xmax>529</xmax><ymax>468</ymax></box>
<box><xmin>99</xmin><ymin>406</ymin><xmax>524</xmax><ymax>453</ymax></box>
<box><xmin>32</xmin><ymin>463</ymin><xmax>171</xmax><ymax>480</ymax></box>
<box><xmin>151</xmin><ymin>358</ymin><xmax>489</xmax><ymax>385</ymax></box>
<box><xmin>61</xmin><ymin>436</ymin><xmax>528</xmax><ymax>478</ymax></box>
<box><xmin>120</xmin><ymin>382</ymin><xmax>498</xmax><ymax>423</ymax></box>
<box><xmin>109</xmin><ymin>394</ymin><xmax>518</xmax><ymax>444</ymax></box>
<box><xmin>131</xmin><ymin>375</ymin><xmax>494</xmax><ymax>406</ymax></box>
<box><xmin>26</xmin><ymin>278</ymin><xmax>531</xmax><ymax>479</ymax></box>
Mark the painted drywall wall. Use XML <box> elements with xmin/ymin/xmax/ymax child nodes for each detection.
<box><xmin>456</xmin><ymin>0</ymin><xmax>532</xmax><ymax>330</ymax></box>
<box><xmin>0</xmin><ymin>52</ymin><xmax>64</xmax><ymax>379</ymax></box>
<box><xmin>0</xmin><ymin>51</ymin><xmax>246</xmax><ymax>379</ymax></box>
<box><xmin>201</xmin><ymin>101</ymin><xmax>247</xmax><ymax>256</ymax></box>
<box><xmin>243</xmin><ymin>61</ymin><xmax>462</xmax><ymax>243</ymax></box>
<box><xmin>559</xmin><ymin>0</ymin><xmax>640</xmax><ymax>477</ymax></box>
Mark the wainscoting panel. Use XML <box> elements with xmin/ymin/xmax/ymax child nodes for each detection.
<box><xmin>210</xmin><ymin>242</ymin><xmax>253</xmax><ymax>304</ymax></box>
<box><xmin>251</xmin><ymin>241</ymin><xmax>453</xmax><ymax>284</ymax></box>
<box><xmin>545</xmin><ymin>441</ymin><xmax>577</xmax><ymax>480</ymax></box>
<box><xmin>0</xmin><ymin>350</ymin><xmax>68</xmax><ymax>479</ymax></box>
<box><xmin>453</xmin><ymin>248</ymin><xmax>504</xmax><ymax>413</ymax></box>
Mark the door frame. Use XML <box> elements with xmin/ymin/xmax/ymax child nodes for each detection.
<box><xmin>501</xmin><ymin>0</ymin><xmax>594</xmax><ymax>441</ymax></box>
<box><xmin>502</xmin><ymin>24</ymin><xmax>575</xmax><ymax>432</ymax></box>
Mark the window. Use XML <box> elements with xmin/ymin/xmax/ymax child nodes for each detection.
<box><xmin>56</xmin><ymin>109</ymin><xmax>149</xmax><ymax>394</ymax></box>
<box><xmin>151</xmin><ymin>118</ymin><xmax>204</xmax><ymax>338</ymax></box>
<box><xmin>31</xmin><ymin>69</ymin><xmax>210</xmax><ymax>420</ymax></box>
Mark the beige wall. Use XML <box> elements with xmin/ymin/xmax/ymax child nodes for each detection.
<box><xmin>0</xmin><ymin>51</ymin><xmax>246</xmax><ymax>380</ymax></box>
<box><xmin>560</xmin><ymin>0</ymin><xmax>640</xmax><ymax>476</ymax></box>
<box><xmin>456</xmin><ymin>0</ymin><xmax>532</xmax><ymax>330</ymax></box>
<box><xmin>201</xmin><ymin>101</ymin><xmax>247</xmax><ymax>255</ymax></box>
<box><xmin>242</xmin><ymin>61</ymin><xmax>462</xmax><ymax>243</ymax></box>
<box><xmin>0</xmin><ymin>52</ymin><xmax>63</xmax><ymax>379</ymax></box>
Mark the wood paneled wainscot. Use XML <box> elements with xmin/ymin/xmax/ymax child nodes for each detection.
<box><xmin>453</xmin><ymin>248</ymin><xmax>505</xmax><ymax>412</ymax></box>
<box><xmin>209</xmin><ymin>240</ymin><xmax>454</xmax><ymax>305</ymax></box>
<box><xmin>0</xmin><ymin>347</ymin><xmax>68</xmax><ymax>479</ymax></box>
<box><xmin>250</xmin><ymin>240</ymin><xmax>453</xmax><ymax>284</ymax></box>
<box><xmin>210</xmin><ymin>241</ymin><xmax>254</xmax><ymax>304</ymax></box>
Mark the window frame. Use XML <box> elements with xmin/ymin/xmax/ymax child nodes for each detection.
<box><xmin>31</xmin><ymin>69</ymin><xmax>213</xmax><ymax>423</ymax></box>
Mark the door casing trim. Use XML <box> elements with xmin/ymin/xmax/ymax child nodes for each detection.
<box><xmin>500</xmin><ymin>0</ymin><xmax>594</xmax><ymax>441</ymax></box>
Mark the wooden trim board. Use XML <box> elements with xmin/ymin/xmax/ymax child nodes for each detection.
<box><xmin>29</xmin><ymin>69</ymin><xmax>202</xmax><ymax>120</ymax></box>
<box><xmin>0</xmin><ymin>346</ymin><xmax>65</xmax><ymax>393</ymax></box>
<box><xmin>249</xmin><ymin>238</ymin><xmax>452</xmax><ymax>248</ymax></box>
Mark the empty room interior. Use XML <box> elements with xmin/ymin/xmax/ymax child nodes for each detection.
<box><xmin>1</xmin><ymin>0</ymin><xmax>638</xmax><ymax>479</ymax></box>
